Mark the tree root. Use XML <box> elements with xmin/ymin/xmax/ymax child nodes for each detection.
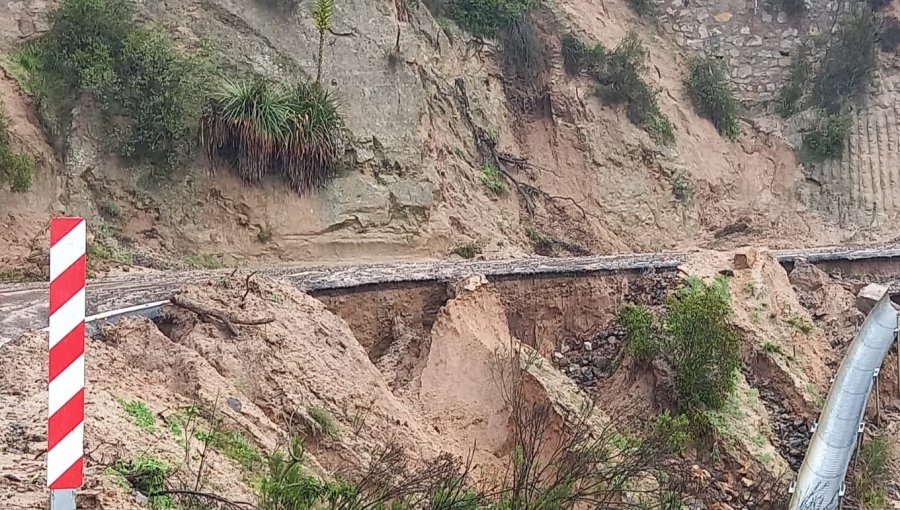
<box><xmin>170</xmin><ymin>293</ymin><xmax>274</xmax><ymax>336</ymax></box>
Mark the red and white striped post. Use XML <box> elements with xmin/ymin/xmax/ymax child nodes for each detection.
<box><xmin>48</xmin><ymin>217</ymin><xmax>86</xmax><ymax>510</ymax></box>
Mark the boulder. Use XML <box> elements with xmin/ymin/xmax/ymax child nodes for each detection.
<box><xmin>855</xmin><ymin>283</ymin><xmax>889</xmax><ymax>315</ymax></box>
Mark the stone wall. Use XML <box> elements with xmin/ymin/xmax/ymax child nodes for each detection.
<box><xmin>658</xmin><ymin>0</ymin><xmax>853</xmax><ymax>103</ymax></box>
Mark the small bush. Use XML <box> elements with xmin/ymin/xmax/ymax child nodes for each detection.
<box><xmin>451</xmin><ymin>241</ymin><xmax>483</xmax><ymax>259</ymax></box>
<box><xmin>111</xmin><ymin>455</ymin><xmax>174</xmax><ymax>508</ymax></box>
<box><xmin>811</xmin><ymin>9</ymin><xmax>877</xmax><ymax>113</ymax></box>
<box><xmin>803</xmin><ymin>111</ymin><xmax>852</xmax><ymax>160</ymax></box>
<box><xmin>595</xmin><ymin>32</ymin><xmax>675</xmax><ymax>144</ymax></box>
<box><xmin>0</xmin><ymin>109</ymin><xmax>35</xmax><ymax>193</ymax></box>
<box><xmin>444</xmin><ymin>0</ymin><xmax>536</xmax><ymax>37</ymax></box>
<box><xmin>31</xmin><ymin>0</ymin><xmax>211</xmax><ymax>171</ymax></box>
<box><xmin>479</xmin><ymin>163</ymin><xmax>507</xmax><ymax>195</ymax></box>
<box><xmin>685</xmin><ymin>55</ymin><xmax>740</xmax><ymax>140</ymax></box>
<box><xmin>627</xmin><ymin>0</ymin><xmax>656</xmax><ymax>17</ymax></box>
<box><xmin>308</xmin><ymin>406</ymin><xmax>341</xmax><ymax>439</ymax></box>
<box><xmin>500</xmin><ymin>16</ymin><xmax>547</xmax><ymax>81</ymax></box>
<box><xmin>776</xmin><ymin>45</ymin><xmax>813</xmax><ymax>117</ymax></box>
<box><xmin>653</xmin><ymin>410</ymin><xmax>691</xmax><ymax>452</ymax></box>
<box><xmin>618</xmin><ymin>303</ymin><xmax>659</xmax><ymax>364</ymax></box>
<box><xmin>777</xmin><ymin>0</ymin><xmax>807</xmax><ymax>17</ymax></box>
<box><xmin>200</xmin><ymin>79</ymin><xmax>345</xmax><ymax>193</ymax></box>
<box><xmin>560</xmin><ymin>33</ymin><xmax>605</xmax><ymax>76</ymax></box>
<box><xmin>880</xmin><ymin>16</ymin><xmax>900</xmax><ymax>53</ymax></box>
<box><xmin>663</xmin><ymin>276</ymin><xmax>741</xmax><ymax>414</ymax></box>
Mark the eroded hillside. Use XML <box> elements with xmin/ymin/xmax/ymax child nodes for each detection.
<box><xmin>2</xmin><ymin>250</ymin><xmax>898</xmax><ymax>508</ymax></box>
<box><xmin>2</xmin><ymin>0</ymin><xmax>899</xmax><ymax>278</ymax></box>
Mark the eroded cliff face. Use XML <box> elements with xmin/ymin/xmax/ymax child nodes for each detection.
<box><xmin>0</xmin><ymin>0</ymin><xmax>893</xmax><ymax>272</ymax></box>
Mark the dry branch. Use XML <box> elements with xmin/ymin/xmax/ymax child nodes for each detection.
<box><xmin>170</xmin><ymin>293</ymin><xmax>274</xmax><ymax>336</ymax></box>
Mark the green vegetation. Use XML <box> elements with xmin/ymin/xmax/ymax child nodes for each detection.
<box><xmin>0</xmin><ymin>267</ymin><xmax>37</xmax><ymax>283</ymax></box>
<box><xmin>200</xmin><ymin>79</ymin><xmax>345</xmax><ymax>193</ymax></box>
<box><xmin>19</xmin><ymin>0</ymin><xmax>211</xmax><ymax>172</ymax></box>
<box><xmin>560</xmin><ymin>33</ymin><xmax>604</xmax><ymax>76</ymax></box>
<box><xmin>308</xmin><ymin>406</ymin><xmax>341</xmax><ymax>439</ymax></box>
<box><xmin>0</xmin><ymin>107</ymin><xmax>35</xmax><ymax>193</ymax></box>
<box><xmin>776</xmin><ymin>45</ymin><xmax>813</xmax><ymax>118</ymax></box>
<box><xmin>479</xmin><ymin>162</ymin><xmax>507</xmax><ymax>195</ymax></box>
<box><xmin>110</xmin><ymin>455</ymin><xmax>174</xmax><ymax>509</ymax></box>
<box><xmin>653</xmin><ymin>410</ymin><xmax>691</xmax><ymax>452</ymax></box>
<box><xmin>785</xmin><ymin>314</ymin><xmax>813</xmax><ymax>334</ymax></box>
<box><xmin>499</xmin><ymin>16</ymin><xmax>548</xmax><ymax>82</ymax></box>
<box><xmin>597</xmin><ymin>33</ymin><xmax>675</xmax><ymax>144</ymax></box>
<box><xmin>761</xmin><ymin>340</ymin><xmax>784</xmax><ymax>355</ymax></box>
<box><xmin>619</xmin><ymin>303</ymin><xmax>658</xmax><ymax>364</ymax></box>
<box><xmin>670</xmin><ymin>173</ymin><xmax>693</xmax><ymax>202</ymax></box>
<box><xmin>118</xmin><ymin>399</ymin><xmax>156</xmax><ymax>431</ymax></box>
<box><xmin>811</xmin><ymin>9</ymin><xmax>877</xmax><ymax>113</ymax></box>
<box><xmin>451</xmin><ymin>241</ymin><xmax>483</xmax><ymax>259</ymax></box>
<box><xmin>186</xmin><ymin>253</ymin><xmax>224</xmax><ymax>269</ymax></box>
<box><xmin>854</xmin><ymin>432</ymin><xmax>890</xmax><ymax>509</ymax></box>
<box><xmin>444</xmin><ymin>0</ymin><xmax>536</xmax><ymax>37</ymax></box>
<box><xmin>685</xmin><ymin>55</ymin><xmax>740</xmax><ymax>140</ymax></box>
<box><xmin>87</xmin><ymin>222</ymin><xmax>132</xmax><ymax>273</ymax></box>
<box><xmin>313</xmin><ymin>0</ymin><xmax>334</xmax><ymax>86</ymax></box>
<box><xmin>803</xmin><ymin>111</ymin><xmax>852</xmax><ymax>161</ymax></box>
<box><xmin>664</xmin><ymin>276</ymin><xmax>741</xmax><ymax>414</ymax></box>
<box><xmin>627</xmin><ymin>0</ymin><xmax>656</xmax><ymax>17</ymax></box>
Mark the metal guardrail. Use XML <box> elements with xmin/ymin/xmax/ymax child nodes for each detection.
<box><xmin>788</xmin><ymin>293</ymin><xmax>900</xmax><ymax>509</ymax></box>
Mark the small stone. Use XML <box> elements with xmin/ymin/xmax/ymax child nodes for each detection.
<box><xmin>740</xmin><ymin>26</ymin><xmax>751</xmax><ymax>35</ymax></box>
<box><xmin>766</xmin><ymin>83</ymin><xmax>777</xmax><ymax>91</ymax></box>
<box><xmin>777</xmin><ymin>11</ymin><xmax>788</xmax><ymax>23</ymax></box>
<box><xmin>729</xmin><ymin>48</ymin><xmax>741</xmax><ymax>58</ymax></box>
<box><xmin>738</xmin><ymin>65</ymin><xmax>753</xmax><ymax>78</ymax></box>
<box><xmin>583</xmin><ymin>341</ymin><xmax>593</xmax><ymax>352</ymax></box>
<box><xmin>714</xmin><ymin>12</ymin><xmax>733</xmax><ymax>23</ymax></box>
<box><xmin>747</xmin><ymin>36</ymin><xmax>763</xmax><ymax>46</ymax></box>
<box><xmin>561</xmin><ymin>343</ymin><xmax>570</xmax><ymax>353</ymax></box>
<box><xmin>778</xmin><ymin>57</ymin><xmax>792</xmax><ymax>66</ymax></box>
<box><xmin>553</xmin><ymin>351</ymin><xmax>565</xmax><ymax>362</ymax></box>
<box><xmin>741</xmin><ymin>477</ymin><xmax>755</xmax><ymax>487</ymax></box>
<box><xmin>762</xmin><ymin>12</ymin><xmax>773</xmax><ymax>23</ymax></box>
<box><xmin>226</xmin><ymin>396</ymin><xmax>242</xmax><ymax>413</ymax></box>
<box><xmin>698</xmin><ymin>25</ymin><xmax>710</xmax><ymax>39</ymax></box>
<box><xmin>607</xmin><ymin>335</ymin><xmax>617</xmax><ymax>345</ymax></box>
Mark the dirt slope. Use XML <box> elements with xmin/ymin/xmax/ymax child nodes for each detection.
<box><xmin>1</xmin><ymin>0</ymin><xmax>889</xmax><ymax>276</ymax></box>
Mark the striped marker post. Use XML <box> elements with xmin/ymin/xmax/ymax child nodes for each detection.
<box><xmin>48</xmin><ymin>217</ymin><xmax>86</xmax><ymax>510</ymax></box>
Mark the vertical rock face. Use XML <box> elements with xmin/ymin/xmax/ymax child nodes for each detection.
<box><xmin>657</xmin><ymin>0</ymin><xmax>849</xmax><ymax>105</ymax></box>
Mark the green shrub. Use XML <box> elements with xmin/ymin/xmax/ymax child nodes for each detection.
<box><xmin>811</xmin><ymin>9</ymin><xmax>877</xmax><ymax>113</ymax></box>
<box><xmin>560</xmin><ymin>33</ymin><xmax>605</xmax><ymax>77</ymax></box>
<box><xmin>653</xmin><ymin>410</ymin><xmax>691</xmax><ymax>452</ymax></box>
<box><xmin>0</xmin><ymin>109</ymin><xmax>35</xmax><ymax>193</ymax></box>
<box><xmin>627</xmin><ymin>0</ymin><xmax>656</xmax><ymax>17</ymax></box>
<box><xmin>803</xmin><ymin>111</ymin><xmax>852</xmax><ymax>160</ymax></box>
<box><xmin>200</xmin><ymin>79</ymin><xmax>345</xmax><ymax>193</ymax></box>
<box><xmin>663</xmin><ymin>276</ymin><xmax>741</xmax><ymax>414</ymax></box>
<box><xmin>31</xmin><ymin>0</ymin><xmax>211</xmax><ymax>171</ymax></box>
<box><xmin>479</xmin><ymin>162</ymin><xmax>507</xmax><ymax>195</ymax></box>
<box><xmin>685</xmin><ymin>55</ymin><xmax>740</xmax><ymax>140</ymax></box>
<box><xmin>775</xmin><ymin>45</ymin><xmax>813</xmax><ymax>117</ymax></box>
<box><xmin>451</xmin><ymin>241</ymin><xmax>483</xmax><ymax>259</ymax></box>
<box><xmin>500</xmin><ymin>16</ymin><xmax>547</xmax><ymax>81</ymax></box>
<box><xmin>308</xmin><ymin>406</ymin><xmax>341</xmax><ymax>439</ymax></box>
<box><xmin>595</xmin><ymin>32</ymin><xmax>675</xmax><ymax>144</ymax></box>
<box><xmin>110</xmin><ymin>455</ymin><xmax>174</xmax><ymax>508</ymax></box>
<box><xmin>618</xmin><ymin>303</ymin><xmax>659</xmax><ymax>364</ymax></box>
<box><xmin>854</xmin><ymin>432</ymin><xmax>890</xmax><ymax>509</ymax></box>
<box><xmin>445</xmin><ymin>0</ymin><xmax>536</xmax><ymax>37</ymax></box>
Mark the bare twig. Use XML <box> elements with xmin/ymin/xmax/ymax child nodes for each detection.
<box><xmin>170</xmin><ymin>293</ymin><xmax>274</xmax><ymax>336</ymax></box>
<box><xmin>241</xmin><ymin>271</ymin><xmax>259</xmax><ymax>305</ymax></box>
<box><xmin>151</xmin><ymin>489</ymin><xmax>259</xmax><ymax>509</ymax></box>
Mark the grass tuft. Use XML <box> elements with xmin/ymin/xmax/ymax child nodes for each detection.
<box><xmin>0</xmin><ymin>106</ymin><xmax>35</xmax><ymax>193</ymax></box>
<box><xmin>118</xmin><ymin>399</ymin><xmax>156</xmax><ymax>431</ymax></box>
<box><xmin>308</xmin><ymin>406</ymin><xmax>341</xmax><ymax>439</ymax></box>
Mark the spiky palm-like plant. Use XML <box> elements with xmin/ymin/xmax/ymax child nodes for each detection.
<box><xmin>201</xmin><ymin>78</ymin><xmax>344</xmax><ymax>193</ymax></box>
<box><xmin>200</xmin><ymin>79</ymin><xmax>294</xmax><ymax>183</ymax></box>
<box><xmin>313</xmin><ymin>0</ymin><xmax>333</xmax><ymax>86</ymax></box>
<box><xmin>281</xmin><ymin>82</ymin><xmax>344</xmax><ymax>192</ymax></box>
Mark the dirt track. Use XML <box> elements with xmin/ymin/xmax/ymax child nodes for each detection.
<box><xmin>2</xmin><ymin>245</ymin><xmax>899</xmax><ymax>343</ymax></box>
